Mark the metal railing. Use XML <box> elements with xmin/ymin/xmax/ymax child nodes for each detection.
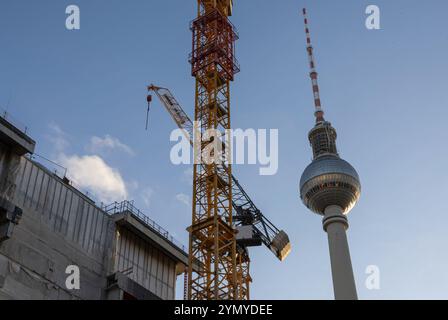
<box><xmin>27</xmin><ymin>154</ymin><xmax>100</xmax><ymax>205</ymax></box>
<box><xmin>0</xmin><ymin>107</ymin><xmax>29</xmax><ymax>135</ymax></box>
<box><xmin>103</xmin><ymin>200</ymin><xmax>187</xmax><ymax>253</ymax></box>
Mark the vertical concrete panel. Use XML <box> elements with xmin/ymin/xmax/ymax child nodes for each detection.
<box><xmin>118</xmin><ymin>230</ymin><xmax>125</xmax><ymax>272</ymax></box>
<box><xmin>163</xmin><ymin>257</ymin><xmax>170</xmax><ymax>299</ymax></box>
<box><xmin>158</xmin><ymin>252</ymin><xmax>164</xmax><ymax>293</ymax></box>
<box><xmin>137</xmin><ymin>240</ymin><xmax>143</xmax><ymax>285</ymax></box>
<box><xmin>66</xmin><ymin>194</ymin><xmax>78</xmax><ymax>240</ymax></box>
<box><xmin>125</xmin><ymin>231</ymin><xmax>132</xmax><ymax>271</ymax></box>
<box><xmin>77</xmin><ymin>201</ymin><xmax>89</xmax><ymax>246</ymax></box>
<box><xmin>143</xmin><ymin>245</ymin><xmax>149</xmax><ymax>289</ymax></box>
<box><xmin>24</xmin><ymin>163</ymin><xmax>36</xmax><ymax>208</ymax></box>
<box><xmin>16</xmin><ymin>157</ymin><xmax>27</xmax><ymax>193</ymax></box>
<box><xmin>11</xmin><ymin>157</ymin><xmax>25</xmax><ymax>205</ymax></box>
<box><xmin>20</xmin><ymin>161</ymin><xmax>31</xmax><ymax>206</ymax></box>
<box><xmin>30</xmin><ymin>167</ymin><xmax>42</xmax><ymax>210</ymax></box>
<box><xmin>54</xmin><ymin>185</ymin><xmax>67</xmax><ymax>232</ymax></box>
<box><xmin>139</xmin><ymin>240</ymin><xmax>145</xmax><ymax>286</ymax></box>
<box><xmin>15</xmin><ymin>157</ymin><xmax>27</xmax><ymax>187</ymax></box>
<box><xmin>36</xmin><ymin>169</ymin><xmax>47</xmax><ymax>212</ymax></box>
<box><xmin>163</xmin><ymin>256</ymin><xmax>169</xmax><ymax>288</ymax></box>
<box><xmin>73</xmin><ymin>195</ymin><xmax>85</xmax><ymax>243</ymax></box>
<box><xmin>89</xmin><ymin>208</ymin><xmax>100</xmax><ymax>254</ymax></box>
<box><xmin>124</xmin><ymin>230</ymin><xmax>131</xmax><ymax>273</ymax></box>
<box><xmin>168</xmin><ymin>262</ymin><xmax>174</xmax><ymax>299</ymax></box>
<box><xmin>168</xmin><ymin>262</ymin><xmax>175</xmax><ymax>300</ymax></box>
<box><xmin>116</xmin><ymin>229</ymin><xmax>123</xmax><ymax>272</ymax></box>
<box><xmin>93</xmin><ymin>213</ymin><xmax>103</xmax><ymax>255</ymax></box>
<box><xmin>86</xmin><ymin>207</ymin><xmax>96</xmax><ymax>253</ymax></box>
<box><xmin>156</xmin><ymin>251</ymin><xmax>163</xmax><ymax>298</ymax></box>
<box><xmin>134</xmin><ymin>237</ymin><xmax>140</xmax><ymax>284</ymax></box>
<box><xmin>99</xmin><ymin>214</ymin><xmax>108</xmax><ymax>253</ymax></box>
<box><xmin>76</xmin><ymin>199</ymin><xmax>86</xmax><ymax>244</ymax></box>
<box><xmin>122</xmin><ymin>229</ymin><xmax>129</xmax><ymax>272</ymax></box>
<box><xmin>149</xmin><ymin>246</ymin><xmax>155</xmax><ymax>291</ymax></box>
<box><xmin>81</xmin><ymin>204</ymin><xmax>92</xmax><ymax>249</ymax></box>
<box><xmin>42</xmin><ymin>174</ymin><xmax>55</xmax><ymax>221</ymax></box>
<box><xmin>121</xmin><ymin>229</ymin><xmax>128</xmax><ymax>272</ymax></box>
<box><xmin>131</xmin><ymin>234</ymin><xmax>138</xmax><ymax>280</ymax></box>
<box><xmin>19</xmin><ymin>159</ymin><xmax>31</xmax><ymax>206</ymax></box>
<box><xmin>133</xmin><ymin>237</ymin><xmax>139</xmax><ymax>283</ymax></box>
<box><xmin>159</xmin><ymin>255</ymin><xmax>165</xmax><ymax>299</ymax></box>
<box><xmin>94</xmin><ymin>209</ymin><xmax>105</xmax><ymax>254</ymax></box>
<box><xmin>149</xmin><ymin>247</ymin><xmax>157</xmax><ymax>294</ymax></box>
<box><xmin>130</xmin><ymin>233</ymin><xmax>137</xmax><ymax>281</ymax></box>
<box><xmin>122</xmin><ymin>231</ymin><xmax>130</xmax><ymax>274</ymax></box>
<box><xmin>50</xmin><ymin>182</ymin><xmax>62</xmax><ymax>222</ymax></box>
<box><xmin>59</xmin><ymin>189</ymin><xmax>75</xmax><ymax>237</ymax></box>
<box><xmin>119</xmin><ymin>228</ymin><xmax>125</xmax><ymax>272</ymax></box>
<box><xmin>171</xmin><ymin>262</ymin><xmax>176</xmax><ymax>294</ymax></box>
<box><xmin>160</xmin><ymin>256</ymin><xmax>166</xmax><ymax>299</ymax></box>
<box><xmin>0</xmin><ymin>150</ymin><xmax>5</xmax><ymax>173</ymax></box>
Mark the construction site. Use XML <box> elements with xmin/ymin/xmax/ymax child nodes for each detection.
<box><xmin>0</xmin><ymin>0</ymin><xmax>356</xmax><ymax>300</ymax></box>
<box><xmin>1</xmin><ymin>0</ymin><xmax>447</xmax><ymax>302</ymax></box>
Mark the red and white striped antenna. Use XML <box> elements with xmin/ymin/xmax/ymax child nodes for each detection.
<box><xmin>302</xmin><ymin>8</ymin><xmax>325</xmax><ymax>123</ymax></box>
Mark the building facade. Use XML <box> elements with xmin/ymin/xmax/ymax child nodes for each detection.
<box><xmin>0</xmin><ymin>116</ymin><xmax>188</xmax><ymax>300</ymax></box>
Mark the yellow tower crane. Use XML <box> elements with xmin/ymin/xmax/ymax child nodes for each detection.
<box><xmin>146</xmin><ymin>85</ymin><xmax>291</xmax><ymax>300</ymax></box>
<box><xmin>145</xmin><ymin>0</ymin><xmax>291</xmax><ymax>300</ymax></box>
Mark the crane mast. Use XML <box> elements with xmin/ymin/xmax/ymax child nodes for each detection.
<box><xmin>188</xmin><ymin>0</ymin><xmax>240</xmax><ymax>300</ymax></box>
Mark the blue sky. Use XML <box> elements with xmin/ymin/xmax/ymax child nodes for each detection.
<box><xmin>1</xmin><ymin>0</ymin><xmax>448</xmax><ymax>299</ymax></box>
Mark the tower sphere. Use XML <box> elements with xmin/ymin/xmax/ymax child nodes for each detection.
<box><xmin>300</xmin><ymin>155</ymin><xmax>361</xmax><ymax>215</ymax></box>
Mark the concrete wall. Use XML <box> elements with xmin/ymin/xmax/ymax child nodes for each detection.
<box><xmin>0</xmin><ymin>155</ymin><xmax>113</xmax><ymax>299</ymax></box>
<box><xmin>114</xmin><ymin>226</ymin><xmax>177</xmax><ymax>300</ymax></box>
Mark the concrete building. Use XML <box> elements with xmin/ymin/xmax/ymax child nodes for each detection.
<box><xmin>0</xmin><ymin>115</ymin><xmax>188</xmax><ymax>300</ymax></box>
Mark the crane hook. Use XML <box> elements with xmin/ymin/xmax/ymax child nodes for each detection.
<box><xmin>146</xmin><ymin>94</ymin><xmax>152</xmax><ymax>131</ymax></box>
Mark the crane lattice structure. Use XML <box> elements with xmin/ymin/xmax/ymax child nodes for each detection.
<box><xmin>145</xmin><ymin>0</ymin><xmax>291</xmax><ymax>300</ymax></box>
<box><xmin>187</xmin><ymin>0</ymin><xmax>239</xmax><ymax>300</ymax></box>
<box><xmin>147</xmin><ymin>85</ymin><xmax>291</xmax><ymax>300</ymax></box>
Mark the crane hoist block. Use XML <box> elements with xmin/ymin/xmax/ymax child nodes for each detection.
<box><xmin>236</xmin><ymin>225</ymin><xmax>263</xmax><ymax>247</ymax></box>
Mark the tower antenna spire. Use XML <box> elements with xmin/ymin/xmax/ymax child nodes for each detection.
<box><xmin>302</xmin><ymin>8</ymin><xmax>325</xmax><ymax>123</ymax></box>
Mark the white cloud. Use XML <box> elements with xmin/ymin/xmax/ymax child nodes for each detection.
<box><xmin>47</xmin><ymin>123</ymin><xmax>69</xmax><ymax>152</ymax></box>
<box><xmin>88</xmin><ymin>135</ymin><xmax>135</xmax><ymax>156</ymax></box>
<box><xmin>45</xmin><ymin>123</ymin><xmax>130</xmax><ymax>204</ymax></box>
<box><xmin>176</xmin><ymin>193</ymin><xmax>190</xmax><ymax>207</ymax></box>
<box><xmin>59</xmin><ymin>154</ymin><xmax>128</xmax><ymax>204</ymax></box>
<box><xmin>141</xmin><ymin>187</ymin><xmax>153</xmax><ymax>208</ymax></box>
<box><xmin>182</xmin><ymin>167</ymin><xmax>193</xmax><ymax>184</ymax></box>
<box><xmin>127</xmin><ymin>180</ymin><xmax>139</xmax><ymax>193</ymax></box>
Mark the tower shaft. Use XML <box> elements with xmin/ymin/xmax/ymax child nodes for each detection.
<box><xmin>323</xmin><ymin>206</ymin><xmax>358</xmax><ymax>300</ymax></box>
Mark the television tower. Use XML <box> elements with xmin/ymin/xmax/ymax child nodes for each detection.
<box><xmin>299</xmin><ymin>8</ymin><xmax>361</xmax><ymax>300</ymax></box>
